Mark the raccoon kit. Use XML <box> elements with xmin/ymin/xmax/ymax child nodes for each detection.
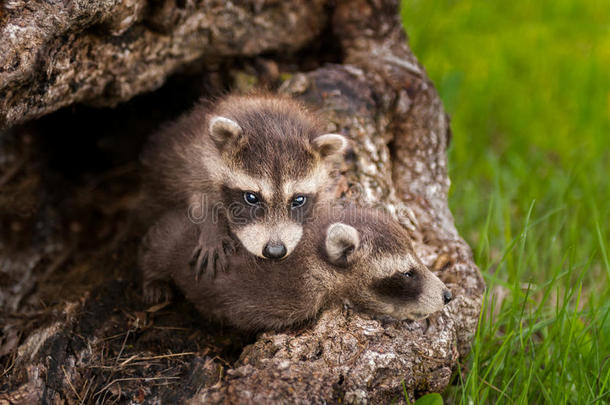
<box><xmin>138</xmin><ymin>206</ymin><xmax>452</xmax><ymax>331</ymax></box>
<box><xmin>140</xmin><ymin>94</ymin><xmax>347</xmax><ymax>277</ymax></box>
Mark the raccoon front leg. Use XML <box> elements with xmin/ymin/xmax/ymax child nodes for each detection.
<box><xmin>139</xmin><ymin>238</ymin><xmax>174</xmax><ymax>304</ymax></box>
<box><xmin>138</xmin><ymin>213</ymin><xmax>183</xmax><ymax>304</ymax></box>
<box><xmin>189</xmin><ymin>219</ymin><xmax>237</xmax><ymax>279</ymax></box>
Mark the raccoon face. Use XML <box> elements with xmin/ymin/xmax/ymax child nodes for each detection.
<box><xmin>220</xmin><ymin>186</ymin><xmax>313</xmax><ymax>259</ymax></box>
<box><xmin>324</xmin><ymin>220</ymin><xmax>452</xmax><ymax>321</ymax></box>
<box><xmin>208</xmin><ymin>108</ymin><xmax>347</xmax><ymax>260</ymax></box>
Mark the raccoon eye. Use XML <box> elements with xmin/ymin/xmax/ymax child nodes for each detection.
<box><xmin>291</xmin><ymin>195</ymin><xmax>307</xmax><ymax>208</ymax></box>
<box><xmin>403</xmin><ymin>269</ymin><xmax>415</xmax><ymax>278</ymax></box>
<box><xmin>243</xmin><ymin>192</ymin><xmax>260</xmax><ymax>206</ymax></box>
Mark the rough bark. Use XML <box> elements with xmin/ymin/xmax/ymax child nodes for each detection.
<box><xmin>0</xmin><ymin>0</ymin><xmax>327</xmax><ymax>128</ymax></box>
<box><xmin>0</xmin><ymin>0</ymin><xmax>485</xmax><ymax>403</ymax></box>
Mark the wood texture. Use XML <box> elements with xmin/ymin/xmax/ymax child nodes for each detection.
<box><xmin>0</xmin><ymin>0</ymin><xmax>484</xmax><ymax>403</ymax></box>
<box><xmin>0</xmin><ymin>0</ymin><xmax>327</xmax><ymax>128</ymax></box>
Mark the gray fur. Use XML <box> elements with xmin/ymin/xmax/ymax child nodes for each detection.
<box><xmin>138</xmin><ymin>206</ymin><xmax>452</xmax><ymax>331</ymax></box>
<box><xmin>140</xmin><ymin>93</ymin><xmax>348</xmax><ymax>280</ymax></box>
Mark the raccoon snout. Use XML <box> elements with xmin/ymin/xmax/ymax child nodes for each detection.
<box><xmin>443</xmin><ymin>289</ymin><xmax>453</xmax><ymax>305</ymax></box>
<box><xmin>263</xmin><ymin>241</ymin><xmax>287</xmax><ymax>259</ymax></box>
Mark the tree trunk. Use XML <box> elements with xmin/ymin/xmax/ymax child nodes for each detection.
<box><xmin>0</xmin><ymin>0</ymin><xmax>485</xmax><ymax>403</ymax></box>
<box><xmin>0</xmin><ymin>0</ymin><xmax>328</xmax><ymax>128</ymax></box>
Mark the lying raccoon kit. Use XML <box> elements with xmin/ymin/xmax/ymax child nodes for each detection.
<box><xmin>139</xmin><ymin>207</ymin><xmax>452</xmax><ymax>331</ymax></box>
<box><xmin>140</xmin><ymin>94</ymin><xmax>347</xmax><ymax>278</ymax></box>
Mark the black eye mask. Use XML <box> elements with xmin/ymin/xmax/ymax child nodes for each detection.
<box><xmin>289</xmin><ymin>193</ymin><xmax>316</xmax><ymax>223</ymax></box>
<box><xmin>371</xmin><ymin>272</ymin><xmax>422</xmax><ymax>302</ymax></box>
<box><xmin>221</xmin><ymin>186</ymin><xmax>266</xmax><ymax>225</ymax></box>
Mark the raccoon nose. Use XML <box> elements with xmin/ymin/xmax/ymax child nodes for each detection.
<box><xmin>263</xmin><ymin>241</ymin><xmax>287</xmax><ymax>259</ymax></box>
<box><xmin>443</xmin><ymin>290</ymin><xmax>453</xmax><ymax>305</ymax></box>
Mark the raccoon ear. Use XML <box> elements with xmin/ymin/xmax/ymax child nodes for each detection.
<box><xmin>325</xmin><ymin>222</ymin><xmax>360</xmax><ymax>267</ymax></box>
<box><xmin>312</xmin><ymin>134</ymin><xmax>347</xmax><ymax>160</ymax></box>
<box><xmin>209</xmin><ymin>116</ymin><xmax>243</xmax><ymax>150</ymax></box>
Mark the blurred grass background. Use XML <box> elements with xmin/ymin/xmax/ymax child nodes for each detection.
<box><xmin>400</xmin><ymin>1</ymin><xmax>609</xmax><ymax>403</ymax></box>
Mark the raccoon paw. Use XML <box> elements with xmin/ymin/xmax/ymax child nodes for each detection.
<box><xmin>143</xmin><ymin>280</ymin><xmax>173</xmax><ymax>304</ymax></box>
<box><xmin>190</xmin><ymin>236</ymin><xmax>236</xmax><ymax>279</ymax></box>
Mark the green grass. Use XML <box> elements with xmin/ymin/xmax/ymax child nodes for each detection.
<box><xmin>401</xmin><ymin>1</ymin><xmax>610</xmax><ymax>403</ymax></box>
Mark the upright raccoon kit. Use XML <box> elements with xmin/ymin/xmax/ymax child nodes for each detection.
<box><xmin>139</xmin><ymin>207</ymin><xmax>452</xmax><ymax>330</ymax></box>
<box><xmin>140</xmin><ymin>93</ymin><xmax>347</xmax><ymax>278</ymax></box>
